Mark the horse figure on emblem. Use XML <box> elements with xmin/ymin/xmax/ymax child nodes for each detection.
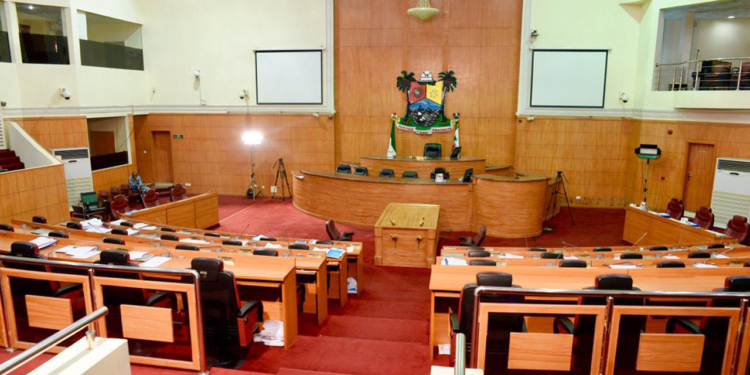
<box><xmin>392</xmin><ymin>70</ymin><xmax>459</xmax><ymax>135</ymax></box>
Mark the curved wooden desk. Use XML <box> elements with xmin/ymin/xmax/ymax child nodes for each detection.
<box><xmin>359</xmin><ymin>155</ymin><xmax>486</xmax><ymax>179</ymax></box>
<box><xmin>292</xmin><ymin>170</ymin><xmax>553</xmax><ymax>238</ymax></box>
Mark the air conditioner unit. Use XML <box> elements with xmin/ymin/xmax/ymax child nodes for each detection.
<box><xmin>0</xmin><ymin>109</ymin><xmax>7</xmax><ymax>150</ymax></box>
<box><xmin>52</xmin><ymin>148</ymin><xmax>94</xmax><ymax>206</ymax></box>
<box><xmin>711</xmin><ymin>158</ymin><xmax>750</xmax><ymax>229</ymax></box>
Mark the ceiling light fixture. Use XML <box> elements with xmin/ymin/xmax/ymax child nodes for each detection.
<box><xmin>728</xmin><ymin>15</ymin><xmax>736</xmax><ymax>19</ymax></box>
<box><xmin>408</xmin><ymin>0</ymin><xmax>439</xmax><ymax>21</ymax></box>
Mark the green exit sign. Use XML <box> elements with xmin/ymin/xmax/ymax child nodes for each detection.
<box><xmin>174</xmin><ymin>134</ymin><xmax>184</xmax><ymax>139</ymax></box>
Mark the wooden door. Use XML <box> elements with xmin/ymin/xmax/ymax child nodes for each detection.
<box><xmin>683</xmin><ymin>143</ymin><xmax>715</xmax><ymax>211</ymax></box>
<box><xmin>89</xmin><ymin>131</ymin><xmax>115</xmax><ymax>156</ymax></box>
<box><xmin>152</xmin><ymin>131</ymin><xmax>173</xmax><ymax>183</ymax></box>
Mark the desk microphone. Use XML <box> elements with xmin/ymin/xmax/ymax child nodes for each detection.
<box><xmin>236</xmin><ymin>224</ymin><xmax>250</xmax><ymax>241</ymax></box>
<box><xmin>156</xmin><ymin>217</ymin><xmax>166</xmax><ymax>230</ymax></box>
<box><xmin>281</xmin><ymin>228</ymin><xmax>293</xmax><ymax>257</ymax></box>
<box><xmin>562</xmin><ymin>242</ymin><xmax>579</xmax><ymax>252</ymax></box>
<box><xmin>632</xmin><ymin>232</ymin><xmax>648</xmax><ymax>249</ymax></box>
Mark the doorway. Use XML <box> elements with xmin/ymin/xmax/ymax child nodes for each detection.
<box><xmin>682</xmin><ymin>143</ymin><xmax>716</xmax><ymax>212</ymax></box>
<box><xmin>151</xmin><ymin>131</ymin><xmax>173</xmax><ymax>183</ymax></box>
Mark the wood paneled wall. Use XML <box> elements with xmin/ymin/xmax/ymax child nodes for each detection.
<box><xmin>0</xmin><ymin>165</ymin><xmax>69</xmax><ymax>224</ymax></box>
<box><xmin>334</xmin><ymin>0</ymin><xmax>522</xmax><ymax>165</ymax></box>
<box><xmin>134</xmin><ymin>114</ymin><xmax>335</xmax><ymax>196</ymax></box>
<box><xmin>15</xmin><ymin>117</ymin><xmax>89</xmax><ymax>151</ymax></box>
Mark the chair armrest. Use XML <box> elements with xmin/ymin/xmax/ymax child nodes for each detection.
<box><xmin>145</xmin><ymin>291</ymin><xmax>175</xmax><ymax>307</ymax></box>
<box><xmin>450</xmin><ymin>313</ymin><xmax>461</xmax><ymax>334</ymax></box>
<box><xmin>553</xmin><ymin>317</ymin><xmax>575</xmax><ymax>334</ymax></box>
<box><xmin>52</xmin><ymin>283</ymin><xmax>83</xmax><ymax>297</ymax></box>
<box><xmin>459</xmin><ymin>236</ymin><xmax>471</xmax><ymax>245</ymax></box>
<box><xmin>666</xmin><ymin>317</ymin><xmax>701</xmax><ymax>334</ymax></box>
<box><xmin>341</xmin><ymin>232</ymin><xmax>354</xmax><ymax>240</ymax></box>
<box><xmin>238</xmin><ymin>300</ymin><xmax>264</xmax><ymax>322</ymax></box>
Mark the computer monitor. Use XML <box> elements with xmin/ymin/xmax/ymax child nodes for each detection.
<box><xmin>81</xmin><ymin>192</ymin><xmax>98</xmax><ymax>209</ymax></box>
<box><xmin>460</xmin><ymin>168</ymin><xmax>473</xmax><ymax>183</ymax></box>
<box><xmin>450</xmin><ymin>146</ymin><xmax>462</xmax><ymax>159</ymax></box>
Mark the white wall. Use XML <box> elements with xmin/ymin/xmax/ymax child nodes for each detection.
<box><xmin>87</xmin><ymin>116</ymin><xmax>127</xmax><ymax>153</ymax></box>
<box><xmin>692</xmin><ymin>18</ymin><xmax>750</xmax><ymax>64</ymax></box>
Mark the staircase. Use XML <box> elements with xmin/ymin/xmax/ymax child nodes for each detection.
<box><xmin>0</xmin><ymin>149</ymin><xmax>25</xmax><ymax>172</ymax></box>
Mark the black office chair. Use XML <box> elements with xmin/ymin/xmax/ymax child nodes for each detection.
<box><xmin>222</xmin><ymin>240</ymin><xmax>242</xmax><ymax>246</ymax></box>
<box><xmin>48</xmin><ymin>231</ymin><xmax>69</xmax><ymax>238</ymax></box>
<box><xmin>450</xmin><ymin>273</ymin><xmax>524</xmax><ymax>371</ymax></box>
<box><xmin>688</xmin><ymin>251</ymin><xmax>711</xmax><ymax>259</ymax></box>
<box><xmin>378</xmin><ymin>169</ymin><xmax>395</xmax><ymax>178</ymax></box>
<box><xmin>708</xmin><ymin>243</ymin><xmax>725</xmax><ymax>249</ymax></box>
<box><xmin>0</xmin><ymin>224</ymin><xmax>13</xmax><ymax>232</ymax></box>
<box><xmin>336</xmin><ymin>164</ymin><xmax>352</xmax><ymax>174</ymax></box>
<box><xmin>650</xmin><ymin>246</ymin><xmax>669</xmax><ymax>251</ymax></box>
<box><xmin>258</xmin><ymin>237</ymin><xmax>277</xmax><ymax>241</ymax></box>
<box><xmin>560</xmin><ymin>260</ymin><xmax>587</xmax><ymax>268</ymax></box>
<box><xmin>657</xmin><ymin>261</ymin><xmax>686</xmax><ymax>268</ymax></box>
<box><xmin>161</xmin><ymin>227</ymin><xmax>176</xmax><ymax>232</ymax></box>
<box><xmin>111</xmin><ymin>228</ymin><xmax>128</xmax><ymax>236</ymax></box>
<box><xmin>460</xmin><ymin>225</ymin><xmax>486</xmax><ymax>247</ymax></box>
<box><xmin>354</xmin><ymin>166</ymin><xmax>368</xmax><ymax>176</ymax></box>
<box><xmin>103</xmin><ymin>237</ymin><xmax>125</xmax><ymax>245</ymax></box>
<box><xmin>205</xmin><ymin>232</ymin><xmax>221</xmax><ymax>237</ymax></box>
<box><xmin>176</xmin><ymin>244</ymin><xmax>199</xmax><ymax>251</ymax></box>
<box><xmin>289</xmin><ymin>244</ymin><xmax>309</xmax><ymax>250</ymax></box>
<box><xmin>430</xmin><ymin>167</ymin><xmax>450</xmax><ymax>180</ymax></box>
<box><xmin>326</xmin><ymin>220</ymin><xmax>354</xmax><ymax>241</ymax></box>
<box><xmin>191</xmin><ymin>258</ymin><xmax>263</xmax><ymax>368</ymax></box>
<box><xmin>32</xmin><ymin>216</ymin><xmax>47</xmax><ymax>224</ymax></box>
<box><xmin>469</xmin><ymin>260</ymin><xmax>497</xmax><ymax>266</ymax></box>
<box><xmin>424</xmin><ymin>143</ymin><xmax>442</xmax><ymax>158</ymax></box>
<box><xmin>468</xmin><ymin>250</ymin><xmax>491</xmax><ymax>258</ymax></box>
<box><xmin>253</xmin><ymin>249</ymin><xmax>278</xmax><ymax>257</ymax></box>
<box><xmin>529</xmin><ymin>247</ymin><xmax>547</xmax><ymax>252</ymax></box>
<box><xmin>402</xmin><ymin>171</ymin><xmax>418</xmax><ymax>179</ymax></box>
<box><xmin>119</xmin><ymin>221</ymin><xmax>133</xmax><ymax>227</ymax></box>
<box><xmin>5</xmin><ymin>241</ymin><xmax>84</xmax><ymax>305</ymax></box>
<box><xmin>541</xmin><ymin>252</ymin><xmax>563</xmax><ymax>259</ymax></box>
<box><xmin>161</xmin><ymin>234</ymin><xmax>179</xmax><ymax>241</ymax></box>
<box><xmin>621</xmin><ymin>253</ymin><xmax>643</xmax><ymax>259</ymax></box>
<box><xmin>314</xmin><ymin>240</ymin><xmax>333</xmax><ymax>245</ymax></box>
<box><xmin>67</xmin><ymin>222</ymin><xmax>83</xmax><ymax>230</ymax></box>
<box><xmin>593</xmin><ymin>247</ymin><xmax>611</xmax><ymax>252</ymax></box>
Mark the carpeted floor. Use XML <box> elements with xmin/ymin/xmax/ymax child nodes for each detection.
<box><xmin>3</xmin><ymin>197</ymin><xmax>625</xmax><ymax>374</ymax></box>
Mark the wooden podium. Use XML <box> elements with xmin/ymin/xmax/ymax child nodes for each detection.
<box><xmin>374</xmin><ymin>203</ymin><xmax>440</xmax><ymax>268</ymax></box>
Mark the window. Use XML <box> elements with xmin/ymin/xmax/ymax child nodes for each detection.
<box><xmin>0</xmin><ymin>4</ymin><xmax>10</xmax><ymax>63</ymax></box>
<box><xmin>78</xmin><ymin>11</ymin><xmax>143</xmax><ymax>70</ymax></box>
<box><xmin>87</xmin><ymin>117</ymin><xmax>132</xmax><ymax>171</ymax></box>
<box><xmin>16</xmin><ymin>3</ymin><xmax>69</xmax><ymax>64</ymax></box>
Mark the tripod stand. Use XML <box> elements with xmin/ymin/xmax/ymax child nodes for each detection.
<box><xmin>543</xmin><ymin>171</ymin><xmax>574</xmax><ymax>231</ymax></box>
<box><xmin>272</xmin><ymin>158</ymin><xmax>291</xmax><ymax>201</ymax></box>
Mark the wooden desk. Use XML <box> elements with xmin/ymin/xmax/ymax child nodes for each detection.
<box><xmin>359</xmin><ymin>156</ymin><xmax>487</xmax><ymax>180</ymax></box>
<box><xmin>125</xmin><ymin>192</ymin><xmax>219</xmax><ymax>229</ymax></box>
<box><xmin>623</xmin><ymin>206</ymin><xmax>735</xmax><ymax>246</ymax></box>
<box><xmin>375</xmin><ymin>203</ymin><xmax>439</xmax><ymax>267</ymax></box>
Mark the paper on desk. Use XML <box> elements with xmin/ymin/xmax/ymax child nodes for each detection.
<box><xmin>31</xmin><ymin>237</ymin><xmax>57</xmax><ymax>249</ymax></box>
<box><xmin>126</xmin><ymin>229</ymin><xmax>139</xmax><ymax>236</ymax></box>
<box><xmin>442</xmin><ymin>258</ymin><xmax>468</xmax><ymax>266</ymax></box>
<box><xmin>663</xmin><ymin>255</ymin><xmax>680</xmax><ymax>259</ymax></box>
<box><xmin>180</xmin><ymin>238</ymin><xmax>210</xmax><ymax>244</ymax></box>
<box><xmin>564</xmin><ymin>256</ymin><xmax>579</xmax><ymax>260</ymax></box>
<box><xmin>85</xmin><ymin>227</ymin><xmax>112</xmax><ymax>234</ymax></box>
<box><xmin>713</xmin><ymin>254</ymin><xmax>729</xmax><ymax>259</ymax></box>
<box><xmin>693</xmin><ymin>263</ymin><xmax>719</xmax><ymax>268</ymax></box>
<box><xmin>252</xmin><ymin>235</ymin><xmax>265</xmax><ymax>241</ymax></box>
<box><xmin>57</xmin><ymin>246</ymin><xmax>97</xmax><ymax>256</ymax></box>
<box><xmin>81</xmin><ymin>218</ymin><xmax>103</xmax><ymax>227</ymax></box>
<box><xmin>140</xmin><ymin>256</ymin><xmax>170</xmax><ymax>268</ymax></box>
<box><xmin>143</xmin><ymin>226</ymin><xmax>158</xmax><ymax>231</ymax></box>
<box><xmin>346</xmin><ymin>246</ymin><xmax>354</xmax><ymax>253</ymax></box>
<box><xmin>609</xmin><ymin>264</ymin><xmax>638</xmax><ymax>269</ymax></box>
<box><xmin>133</xmin><ymin>223</ymin><xmax>149</xmax><ymax>229</ymax></box>
<box><xmin>503</xmin><ymin>253</ymin><xmax>523</xmax><ymax>259</ymax></box>
<box><xmin>264</xmin><ymin>243</ymin><xmax>284</xmax><ymax>249</ymax></box>
<box><xmin>707</xmin><ymin>230</ymin><xmax>728</xmax><ymax>237</ymax></box>
<box><xmin>312</xmin><ymin>247</ymin><xmax>328</xmax><ymax>252</ymax></box>
<box><xmin>128</xmin><ymin>251</ymin><xmax>148</xmax><ymax>260</ymax></box>
<box><xmin>109</xmin><ymin>219</ymin><xmax>126</xmax><ymax>226</ymax></box>
<box><xmin>72</xmin><ymin>249</ymin><xmax>101</xmax><ymax>259</ymax></box>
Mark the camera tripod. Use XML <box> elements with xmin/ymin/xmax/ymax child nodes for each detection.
<box><xmin>543</xmin><ymin>170</ymin><xmax>574</xmax><ymax>232</ymax></box>
<box><xmin>272</xmin><ymin>158</ymin><xmax>292</xmax><ymax>201</ymax></box>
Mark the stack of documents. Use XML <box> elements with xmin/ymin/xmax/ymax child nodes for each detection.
<box><xmin>56</xmin><ymin>245</ymin><xmax>99</xmax><ymax>259</ymax></box>
<box><xmin>31</xmin><ymin>237</ymin><xmax>57</xmax><ymax>249</ymax></box>
<box><xmin>263</xmin><ymin>243</ymin><xmax>284</xmax><ymax>249</ymax></box>
<box><xmin>251</xmin><ymin>235</ymin><xmax>267</xmax><ymax>241</ymax></box>
<box><xmin>140</xmin><ymin>256</ymin><xmax>170</xmax><ymax>268</ymax></box>
<box><xmin>133</xmin><ymin>223</ymin><xmax>149</xmax><ymax>229</ymax></box>
<box><xmin>180</xmin><ymin>238</ymin><xmax>210</xmax><ymax>245</ymax></box>
<box><xmin>347</xmin><ymin>277</ymin><xmax>358</xmax><ymax>294</ymax></box>
<box><xmin>441</xmin><ymin>258</ymin><xmax>468</xmax><ymax>266</ymax></box>
<box><xmin>110</xmin><ymin>219</ymin><xmax>126</xmax><ymax>226</ymax></box>
<box><xmin>80</xmin><ymin>219</ymin><xmax>112</xmax><ymax>234</ymax></box>
<box><xmin>128</xmin><ymin>251</ymin><xmax>149</xmax><ymax>261</ymax></box>
<box><xmin>254</xmin><ymin>320</ymin><xmax>284</xmax><ymax>346</ymax></box>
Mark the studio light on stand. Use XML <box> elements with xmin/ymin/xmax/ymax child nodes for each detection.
<box><xmin>635</xmin><ymin>144</ymin><xmax>661</xmax><ymax>210</ymax></box>
<box><xmin>242</xmin><ymin>131</ymin><xmax>264</xmax><ymax>201</ymax></box>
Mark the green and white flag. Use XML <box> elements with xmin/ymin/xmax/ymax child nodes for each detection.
<box><xmin>387</xmin><ymin>120</ymin><xmax>397</xmax><ymax>158</ymax></box>
<box><xmin>452</xmin><ymin>122</ymin><xmax>460</xmax><ymax>151</ymax></box>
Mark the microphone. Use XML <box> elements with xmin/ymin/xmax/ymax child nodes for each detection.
<box><xmin>156</xmin><ymin>217</ymin><xmax>166</xmax><ymax>231</ymax></box>
<box><xmin>282</xmin><ymin>228</ymin><xmax>293</xmax><ymax>257</ymax></box>
<box><xmin>562</xmin><ymin>242</ymin><xmax>579</xmax><ymax>252</ymax></box>
<box><xmin>235</xmin><ymin>224</ymin><xmax>250</xmax><ymax>241</ymax></box>
<box><xmin>632</xmin><ymin>232</ymin><xmax>648</xmax><ymax>249</ymax></box>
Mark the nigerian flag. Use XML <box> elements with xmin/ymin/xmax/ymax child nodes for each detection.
<box><xmin>452</xmin><ymin>122</ymin><xmax>460</xmax><ymax>150</ymax></box>
<box><xmin>387</xmin><ymin>120</ymin><xmax>397</xmax><ymax>158</ymax></box>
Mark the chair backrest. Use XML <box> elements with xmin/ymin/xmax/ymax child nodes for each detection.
<box><xmin>171</xmin><ymin>183</ymin><xmax>188</xmax><ymax>201</ymax></box>
<box><xmin>161</xmin><ymin>227</ymin><xmax>176</xmax><ymax>232</ymax></box>
<box><xmin>0</xmin><ymin>224</ymin><xmax>13</xmax><ymax>232</ymax></box>
<box><xmin>650</xmin><ymin>245</ymin><xmax>668</xmax><ymax>251</ymax></box>
<box><xmin>120</xmin><ymin>184</ymin><xmax>130</xmax><ymax>194</ymax></box>
<box><xmin>469</xmin><ymin>259</ymin><xmax>497</xmax><ymax>266</ymax></box>
<box><xmin>258</xmin><ymin>236</ymin><xmax>277</xmax><ymax>241</ymax></box>
<box><xmin>191</xmin><ymin>258</ymin><xmax>241</xmax><ymax>331</ymax></box>
<box><xmin>560</xmin><ymin>260</ymin><xmax>587</xmax><ymax>268</ymax></box>
<box><xmin>692</xmin><ymin>206</ymin><xmax>715</xmax><ymax>229</ymax></box>
<box><xmin>708</xmin><ymin>243</ymin><xmax>725</xmax><ymax>249</ymax></box>
<box><xmin>726</xmin><ymin>215</ymin><xmax>750</xmax><ymax>244</ymax></box>
<box><xmin>66</xmin><ymin>222</ymin><xmax>83</xmax><ymax>230</ymax></box>
<box><xmin>594</xmin><ymin>274</ymin><xmax>635</xmax><ymax>290</ymax></box>
<box><xmin>688</xmin><ymin>251</ymin><xmax>711</xmax><ymax>259</ymax></box>
<box><xmin>665</xmin><ymin>198</ymin><xmax>684</xmax><ymax>220</ymax></box>
<box><xmin>402</xmin><ymin>171</ymin><xmax>418</xmax><ymax>179</ymax></box>
<box><xmin>110</xmin><ymin>195</ymin><xmax>129</xmax><ymax>219</ymax></box>
<box><xmin>723</xmin><ymin>276</ymin><xmax>750</xmax><ymax>292</ymax></box>
<box><xmin>103</xmin><ymin>237</ymin><xmax>125</xmax><ymax>245</ymax></box>
<box><xmin>48</xmin><ymin>231</ymin><xmax>68</xmax><ymax>238</ymax></box>
<box><xmin>176</xmin><ymin>244</ymin><xmax>199</xmax><ymax>251</ymax></box>
<box><xmin>621</xmin><ymin>252</ymin><xmax>643</xmax><ymax>259</ymax></box>
<box><xmin>10</xmin><ymin>241</ymin><xmax>42</xmax><ymax>259</ymax></box>
<box><xmin>326</xmin><ymin>219</ymin><xmax>341</xmax><ymax>240</ymax></box>
<box><xmin>161</xmin><ymin>234</ymin><xmax>179</xmax><ymax>241</ymax></box>
<box><xmin>254</xmin><ymin>249</ymin><xmax>278</xmax><ymax>257</ymax></box>
<box><xmin>457</xmin><ymin>272</ymin><xmax>523</xmax><ymax>345</ymax></box>
<box><xmin>541</xmin><ymin>252</ymin><xmax>563</xmax><ymax>259</ymax></box>
<box><xmin>289</xmin><ymin>244</ymin><xmax>309</xmax><ymax>250</ymax></box>
<box><xmin>111</xmin><ymin>228</ymin><xmax>128</xmax><ymax>236</ymax></box>
<box><xmin>424</xmin><ymin>143</ymin><xmax>442</xmax><ymax>158</ymax></box>
<box><xmin>336</xmin><ymin>164</ymin><xmax>352</xmax><ymax>174</ymax></box>
<box><xmin>119</xmin><ymin>221</ymin><xmax>133</xmax><ymax>227</ymax></box>
<box><xmin>314</xmin><ymin>240</ymin><xmax>333</xmax><ymax>245</ymax></box>
<box><xmin>593</xmin><ymin>247</ymin><xmax>611</xmax><ymax>252</ymax></box>
<box><xmin>472</xmin><ymin>225</ymin><xmax>486</xmax><ymax>247</ymax></box>
<box><xmin>468</xmin><ymin>250</ymin><xmax>491</xmax><ymax>258</ymax></box>
<box><xmin>95</xmin><ymin>250</ymin><xmax>134</xmax><ymax>266</ymax></box>
<box><xmin>222</xmin><ymin>240</ymin><xmax>242</xmax><ymax>246</ymax></box>
<box><xmin>98</xmin><ymin>189</ymin><xmax>109</xmax><ymax>203</ymax></box>
<box><xmin>205</xmin><ymin>232</ymin><xmax>220</xmax><ymax>237</ymax></box>
<box><xmin>32</xmin><ymin>216</ymin><xmax>47</xmax><ymax>224</ymax></box>
<box><xmin>142</xmin><ymin>189</ymin><xmax>160</xmax><ymax>208</ymax></box>
<box><xmin>657</xmin><ymin>261</ymin><xmax>686</xmax><ymax>268</ymax></box>
<box><xmin>430</xmin><ymin>168</ymin><xmax>450</xmax><ymax>180</ymax></box>
<box><xmin>354</xmin><ymin>166</ymin><xmax>368</xmax><ymax>176</ymax></box>
<box><xmin>110</xmin><ymin>186</ymin><xmax>120</xmax><ymax>196</ymax></box>
<box><xmin>7</xmin><ymin>241</ymin><xmax>54</xmax><ymax>294</ymax></box>
<box><xmin>529</xmin><ymin>247</ymin><xmax>546</xmax><ymax>252</ymax></box>
<box><xmin>378</xmin><ymin>169</ymin><xmax>394</xmax><ymax>178</ymax></box>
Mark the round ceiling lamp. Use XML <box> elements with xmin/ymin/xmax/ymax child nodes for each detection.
<box><xmin>408</xmin><ymin>0</ymin><xmax>440</xmax><ymax>21</ymax></box>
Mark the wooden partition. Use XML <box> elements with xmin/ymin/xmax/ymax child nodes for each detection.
<box><xmin>126</xmin><ymin>191</ymin><xmax>219</xmax><ymax>228</ymax></box>
<box><xmin>0</xmin><ymin>165</ymin><xmax>70</xmax><ymax>224</ymax></box>
<box><xmin>92</xmin><ymin>164</ymin><xmax>137</xmax><ymax>194</ymax></box>
<box><xmin>623</xmin><ymin>206</ymin><xmax>736</xmax><ymax>245</ymax></box>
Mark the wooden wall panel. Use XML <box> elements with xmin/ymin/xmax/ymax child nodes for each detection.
<box><xmin>14</xmin><ymin>117</ymin><xmax>89</xmax><ymax>152</ymax></box>
<box><xmin>135</xmin><ymin>114</ymin><xmax>335</xmax><ymax>196</ymax></box>
<box><xmin>0</xmin><ymin>165</ymin><xmax>69</xmax><ymax>225</ymax></box>
<box><xmin>334</xmin><ymin>0</ymin><xmax>522</xmax><ymax>166</ymax></box>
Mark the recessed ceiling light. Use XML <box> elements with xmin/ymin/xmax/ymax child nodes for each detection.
<box><xmin>728</xmin><ymin>15</ymin><xmax>736</xmax><ymax>19</ymax></box>
<box><xmin>27</xmin><ymin>5</ymin><xmax>34</xmax><ymax>10</ymax></box>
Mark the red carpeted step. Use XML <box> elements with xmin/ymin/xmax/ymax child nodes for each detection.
<box><xmin>0</xmin><ymin>150</ymin><xmax>15</xmax><ymax>158</ymax></box>
<box><xmin>277</xmin><ymin>367</ymin><xmax>353</xmax><ymax>375</ymax></box>
<box><xmin>328</xmin><ymin>298</ymin><xmax>430</xmax><ymax>321</ymax></box>
<box><xmin>2</xmin><ymin>162</ymin><xmax>25</xmax><ymax>171</ymax></box>
<box><xmin>318</xmin><ymin>315</ymin><xmax>429</xmax><ymax>344</ymax></box>
<box><xmin>0</xmin><ymin>156</ymin><xmax>20</xmax><ymax>166</ymax></box>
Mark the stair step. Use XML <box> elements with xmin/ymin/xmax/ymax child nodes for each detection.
<box><xmin>277</xmin><ymin>368</ymin><xmax>352</xmax><ymax>375</ymax></box>
<box><xmin>319</xmin><ymin>315</ymin><xmax>428</xmax><ymax>344</ymax></box>
<box><xmin>0</xmin><ymin>150</ymin><xmax>15</xmax><ymax>158</ymax></box>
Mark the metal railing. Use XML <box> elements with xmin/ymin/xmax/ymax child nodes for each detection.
<box><xmin>654</xmin><ymin>57</ymin><xmax>750</xmax><ymax>91</ymax></box>
<box><xmin>0</xmin><ymin>307</ymin><xmax>109</xmax><ymax>374</ymax></box>
<box><xmin>454</xmin><ymin>333</ymin><xmax>466</xmax><ymax>375</ymax></box>
<box><xmin>469</xmin><ymin>286</ymin><xmax>750</xmax><ymax>373</ymax></box>
<box><xmin>0</xmin><ymin>255</ymin><xmax>207</xmax><ymax>375</ymax></box>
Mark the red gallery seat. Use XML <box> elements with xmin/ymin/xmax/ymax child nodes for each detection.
<box><xmin>690</xmin><ymin>206</ymin><xmax>715</xmax><ymax>229</ymax></box>
<box><xmin>725</xmin><ymin>215</ymin><xmax>750</xmax><ymax>245</ymax></box>
<box><xmin>109</xmin><ymin>195</ymin><xmax>130</xmax><ymax>219</ymax></box>
<box><xmin>142</xmin><ymin>189</ymin><xmax>160</xmax><ymax>208</ymax></box>
<box><xmin>665</xmin><ymin>198</ymin><xmax>684</xmax><ymax>220</ymax></box>
<box><xmin>170</xmin><ymin>183</ymin><xmax>188</xmax><ymax>202</ymax></box>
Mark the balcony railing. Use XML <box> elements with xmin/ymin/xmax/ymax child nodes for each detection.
<box><xmin>654</xmin><ymin>57</ymin><xmax>750</xmax><ymax>91</ymax></box>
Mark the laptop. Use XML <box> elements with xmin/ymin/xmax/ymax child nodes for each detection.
<box><xmin>80</xmin><ymin>192</ymin><xmax>100</xmax><ymax>210</ymax></box>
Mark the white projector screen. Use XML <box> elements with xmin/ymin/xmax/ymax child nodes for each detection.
<box><xmin>255</xmin><ymin>50</ymin><xmax>323</xmax><ymax>105</ymax></box>
<box><xmin>530</xmin><ymin>50</ymin><xmax>608</xmax><ymax>108</ymax></box>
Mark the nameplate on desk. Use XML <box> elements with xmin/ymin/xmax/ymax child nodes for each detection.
<box><xmin>307</xmin><ymin>252</ymin><xmax>323</xmax><ymax>258</ymax></box>
<box><xmin>238</xmin><ymin>248</ymin><xmax>253</xmax><ymax>254</ymax></box>
<box><xmin>218</xmin><ymin>256</ymin><xmax>234</xmax><ymax>266</ymax></box>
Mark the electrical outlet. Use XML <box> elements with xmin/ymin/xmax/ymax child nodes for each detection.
<box><xmin>184</xmin><ymin>182</ymin><xmax>192</xmax><ymax>187</ymax></box>
<box><xmin>576</xmin><ymin>196</ymin><xmax>582</xmax><ymax>200</ymax></box>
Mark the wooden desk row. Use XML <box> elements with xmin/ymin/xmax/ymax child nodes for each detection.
<box><xmin>623</xmin><ymin>206</ymin><xmax>736</xmax><ymax>246</ymax></box>
<box><xmin>122</xmin><ymin>191</ymin><xmax>219</xmax><ymax>229</ymax></box>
